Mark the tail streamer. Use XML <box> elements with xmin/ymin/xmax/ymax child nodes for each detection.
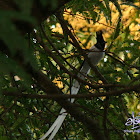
<box><xmin>39</xmin><ymin>63</ymin><xmax>91</xmax><ymax>140</ymax></box>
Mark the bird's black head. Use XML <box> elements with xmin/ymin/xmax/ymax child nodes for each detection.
<box><xmin>95</xmin><ymin>31</ymin><xmax>106</xmax><ymax>50</ymax></box>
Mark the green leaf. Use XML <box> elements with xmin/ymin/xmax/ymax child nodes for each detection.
<box><xmin>113</xmin><ymin>16</ymin><xmax>121</xmax><ymax>40</ymax></box>
<box><xmin>110</xmin><ymin>0</ymin><xmax>122</xmax><ymax>16</ymax></box>
<box><xmin>121</xmin><ymin>2</ymin><xmax>140</xmax><ymax>10</ymax></box>
<box><xmin>90</xmin><ymin>11</ymin><xmax>97</xmax><ymax>23</ymax></box>
<box><xmin>11</xmin><ymin>116</ymin><xmax>26</xmax><ymax>131</ymax></box>
<box><xmin>104</xmin><ymin>0</ymin><xmax>112</xmax><ymax>24</ymax></box>
<box><xmin>98</xmin><ymin>1</ymin><xmax>110</xmax><ymax>23</ymax></box>
<box><xmin>63</xmin><ymin>30</ymin><xmax>69</xmax><ymax>45</ymax></box>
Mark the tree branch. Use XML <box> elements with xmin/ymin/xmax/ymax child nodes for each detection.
<box><xmin>3</xmin><ymin>83</ymin><xmax>140</xmax><ymax>99</ymax></box>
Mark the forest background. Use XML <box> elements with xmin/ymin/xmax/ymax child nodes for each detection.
<box><xmin>0</xmin><ymin>0</ymin><xmax>140</xmax><ymax>139</ymax></box>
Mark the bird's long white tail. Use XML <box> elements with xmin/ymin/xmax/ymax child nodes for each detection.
<box><xmin>39</xmin><ymin>62</ymin><xmax>90</xmax><ymax>140</ymax></box>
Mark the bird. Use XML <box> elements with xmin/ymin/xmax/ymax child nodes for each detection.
<box><xmin>39</xmin><ymin>31</ymin><xmax>106</xmax><ymax>140</ymax></box>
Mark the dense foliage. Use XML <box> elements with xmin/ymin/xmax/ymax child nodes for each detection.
<box><xmin>0</xmin><ymin>0</ymin><xmax>139</xmax><ymax>139</ymax></box>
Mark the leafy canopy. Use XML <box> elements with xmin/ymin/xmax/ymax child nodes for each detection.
<box><xmin>0</xmin><ymin>0</ymin><xmax>140</xmax><ymax>139</ymax></box>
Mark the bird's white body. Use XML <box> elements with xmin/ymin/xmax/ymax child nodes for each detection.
<box><xmin>81</xmin><ymin>46</ymin><xmax>105</xmax><ymax>74</ymax></box>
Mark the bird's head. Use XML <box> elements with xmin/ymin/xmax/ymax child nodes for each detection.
<box><xmin>95</xmin><ymin>31</ymin><xmax>106</xmax><ymax>50</ymax></box>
